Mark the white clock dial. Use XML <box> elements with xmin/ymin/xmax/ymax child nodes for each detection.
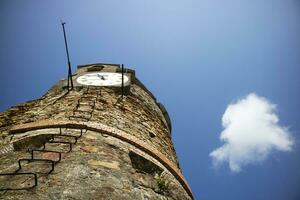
<box><xmin>76</xmin><ymin>72</ymin><xmax>129</xmax><ymax>86</ymax></box>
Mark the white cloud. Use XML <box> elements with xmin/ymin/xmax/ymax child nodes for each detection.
<box><xmin>210</xmin><ymin>93</ymin><xmax>294</xmax><ymax>173</ymax></box>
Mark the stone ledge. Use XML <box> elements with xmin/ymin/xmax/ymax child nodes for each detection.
<box><xmin>9</xmin><ymin>119</ymin><xmax>193</xmax><ymax>199</ymax></box>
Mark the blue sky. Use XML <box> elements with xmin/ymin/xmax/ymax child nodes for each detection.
<box><xmin>1</xmin><ymin>1</ymin><xmax>300</xmax><ymax>199</ymax></box>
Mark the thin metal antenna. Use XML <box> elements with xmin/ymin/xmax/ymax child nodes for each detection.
<box><xmin>61</xmin><ymin>21</ymin><xmax>73</xmax><ymax>91</ymax></box>
<box><xmin>121</xmin><ymin>64</ymin><xmax>124</xmax><ymax>99</ymax></box>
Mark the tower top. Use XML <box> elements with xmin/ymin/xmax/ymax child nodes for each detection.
<box><xmin>71</xmin><ymin>63</ymin><xmax>172</xmax><ymax>132</ymax></box>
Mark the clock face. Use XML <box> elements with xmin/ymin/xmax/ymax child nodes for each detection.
<box><xmin>76</xmin><ymin>72</ymin><xmax>129</xmax><ymax>86</ymax></box>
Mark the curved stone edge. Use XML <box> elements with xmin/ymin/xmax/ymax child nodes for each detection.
<box><xmin>9</xmin><ymin>119</ymin><xmax>194</xmax><ymax>199</ymax></box>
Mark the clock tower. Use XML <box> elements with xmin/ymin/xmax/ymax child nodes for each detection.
<box><xmin>0</xmin><ymin>63</ymin><xmax>193</xmax><ymax>200</ymax></box>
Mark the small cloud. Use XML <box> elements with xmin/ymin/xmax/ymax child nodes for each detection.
<box><xmin>210</xmin><ymin>93</ymin><xmax>294</xmax><ymax>173</ymax></box>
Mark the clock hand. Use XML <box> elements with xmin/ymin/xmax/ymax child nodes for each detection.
<box><xmin>97</xmin><ymin>74</ymin><xmax>105</xmax><ymax>80</ymax></box>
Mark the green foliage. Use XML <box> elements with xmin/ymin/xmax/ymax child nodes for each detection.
<box><xmin>155</xmin><ymin>174</ymin><xmax>169</xmax><ymax>193</ymax></box>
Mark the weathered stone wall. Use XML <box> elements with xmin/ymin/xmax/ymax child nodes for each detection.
<box><xmin>0</xmin><ymin>128</ymin><xmax>191</xmax><ymax>200</ymax></box>
<box><xmin>1</xmin><ymin>84</ymin><xmax>178</xmax><ymax>168</ymax></box>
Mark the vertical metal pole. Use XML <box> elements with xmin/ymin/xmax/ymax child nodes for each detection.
<box><xmin>121</xmin><ymin>64</ymin><xmax>124</xmax><ymax>99</ymax></box>
<box><xmin>61</xmin><ymin>22</ymin><xmax>73</xmax><ymax>90</ymax></box>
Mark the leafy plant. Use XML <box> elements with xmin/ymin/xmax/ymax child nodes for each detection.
<box><xmin>156</xmin><ymin>174</ymin><xmax>169</xmax><ymax>193</ymax></box>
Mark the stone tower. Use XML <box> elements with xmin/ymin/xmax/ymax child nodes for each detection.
<box><xmin>0</xmin><ymin>63</ymin><xmax>193</xmax><ymax>199</ymax></box>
